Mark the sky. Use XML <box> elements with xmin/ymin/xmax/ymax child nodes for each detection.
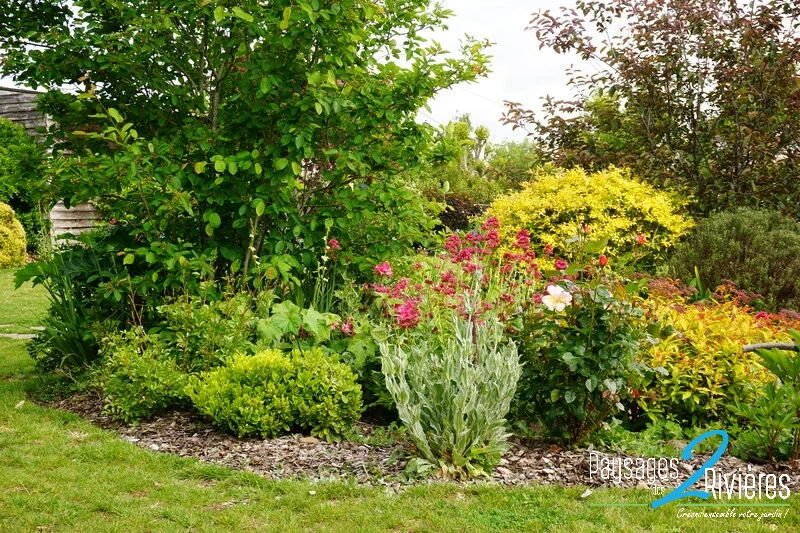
<box><xmin>423</xmin><ymin>0</ymin><xmax>593</xmax><ymax>143</ymax></box>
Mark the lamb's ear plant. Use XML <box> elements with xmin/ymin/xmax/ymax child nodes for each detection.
<box><xmin>378</xmin><ymin>290</ymin><xmax>521</xmax><ymax>479</ymax></box>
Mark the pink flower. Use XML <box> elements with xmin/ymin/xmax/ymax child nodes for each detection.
<box><xmin>636</xmin><ymin>234</ymin><xmax>647</xmax><ymax>245</ymax></box>
<box><xmin>394</xmin><ymin>298</ymin><xmax>420</xmax><ymax>328</ymax></box>
<box><xmin>485</xmin><ymin>230</ymin><xmax>500</xmax><ymax>250</ymax></box>
<box><xmin>444</xmin><ymin>234</ymin><xmax>461</xmax><ymax>255</ymax></box>
<box><xmin>327</xmin><ymin>238</ymin><xmax>341</xmax><ymax>251</ymax></box>
<box><xmin>482</xmin><ymin>217</ymin><xmax>499</xmax><ymax>231</ymax></box>
<box><xmin>598</xmin><ymin>255</ymin><xmax>608</xmax><ymax>267</ymax></box>
<box><xmin>554</xmin><ymin>258</ymin><xmax>568</xmax><ymax>270</ymax></box>
<box><xmin>514</xmin><ymin>229</ymin><xmax>531</xmax><ymax>251</ymax></box>
<box><xmin>374</xmin><ymin>262</ymin><xmax>393</xmax><ymax>277</ymax></box>
<box><xmin>543</xmin><ymin>244</ymin><xmax>554</xmax><ymax>256</ymax></box>
<box><xmin>341</xmin><ymin>318</ymin><xmax>353</xmax><ymax>335</ymax></box>
<box><xmin>755</xmin><ymin>311</ymin><xmax>769</xmax><ymax>321</ymax></box>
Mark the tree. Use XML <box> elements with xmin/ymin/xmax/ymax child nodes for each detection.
<box><xmin>1</xmin><ymin>1</ymin><xmax>489</xmax><ymax>301</ymax></box>
<box><xmin>504</xmin><ymin>0</ymin><xmax>800</xmax><ymax>214</ymax></box>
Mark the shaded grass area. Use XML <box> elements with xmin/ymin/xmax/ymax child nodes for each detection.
<box><xmin>0</xmin><ymin>269</ymin><xmax>799</xmax><ymax>531</ymax></box>
<box><xmin>0</xmin><ymin>268</ymin><xmax>47</xmax><ymax>334</ymax></box>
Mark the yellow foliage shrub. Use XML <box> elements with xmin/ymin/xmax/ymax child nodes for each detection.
<box><xmin>0</xmin><ymin>201</ymin><xmax>26</xmax><ymax>268</ymax></box>
<box><xmin>484</xmin><ymin>167</ymin><xmax>693</xmax><ymax>268</ymax></box>
<box><xmin>635</xmin><ymin>281</ymin><xmax>800</xmax><ymax>425</ymax></box>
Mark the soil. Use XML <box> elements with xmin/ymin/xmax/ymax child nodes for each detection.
<box><xmin>42</xmin><ymin>392</ymin><xmax>800</xmax><ymax>492</ymax></box>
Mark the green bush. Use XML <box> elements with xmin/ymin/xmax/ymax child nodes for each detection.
<box><xmin>0</xmin><ymin>201</ymin><xmax>26</xmax><ymax>267</ymax></box>
<box><xmin>378</xmin><ymin>311</ymin><xmax>521</xmax><ymax>479</ymax></box>
<box><xmin>0</xmin><ymin>117</ymin><xmax>47</xmax><ymax>253</ymax></box>
<box><xmin>186</xmin><ymin>348</ymin><xmax>363</xmax><ymax>441</ymax></box>
<box><xmin>512</xmin><ymin>280</ymin><xmax>646</xmax><ymax>445</ymax></box>
<box><xmin>100</xmin><ymin>329</ymin><xmax>190</xmax><ymax>423</ymax></box>
<box><xmin>668</xmin><ymin>208</ymin><xmax>800</xmax><ymax>311</ymax></box>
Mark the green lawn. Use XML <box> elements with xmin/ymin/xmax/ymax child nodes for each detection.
<box><xmin>0</xmin><ymin>268</ymin><xmax>47</xmax><ymax>334</ymax></box>
<box><xmin>0</xmin><ymin>268</ymin><xmax>799</xmax><ymax>531</ymax></box>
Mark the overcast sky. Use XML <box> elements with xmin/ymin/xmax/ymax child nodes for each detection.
<box><xmin>424</xmin><ymin>0</ymin><xmax>594</xmax><ymax>143</ymax></box>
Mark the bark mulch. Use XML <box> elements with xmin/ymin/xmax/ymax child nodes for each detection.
<box><xmin>42</xmin><ymin>393</ymin><xmax>800</xmax><ymax>492</ymax></box>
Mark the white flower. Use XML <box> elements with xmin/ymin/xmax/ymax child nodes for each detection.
<box><xmin>542</xmin><ymin>284</ymin><xmax>573</xmax><ymax>312</ymax></box>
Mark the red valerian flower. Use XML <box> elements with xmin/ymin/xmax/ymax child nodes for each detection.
<box><xmin>482</xmin><ymin>216</ymin><xmax>500</xmax><ymax>231</ymax></box>
<box><xmin>374</xmin><ymin>262</ymin><xmax>393</xmax><ymax>277</ymax></box>
<box><xmin>554</xmin><ymin>258</ymin><xmax>568</xmax><ymax>270</ymax></box>
<box><xmin>543</xmin><ymin>244</ymin><xmax>554</xmax><ymax>256</ymax></box>
<box><xmin>636</xmin><ymin>234</ymin><xmax>647</xmax><ymax>245</ymax></box>
<box><xmin>598</xmin><ymin>255</ymin><xmax>608</xmax><ymax>267</ymax></box>
<box><xmin>327</xmin><ymin>238</ymin><xmax>341</xmax><ymax>251</ymax></box>
<box><xmin>394</xmin><ymin>298</ymin><xmax>420</xmax><ymax>328</ymax></box>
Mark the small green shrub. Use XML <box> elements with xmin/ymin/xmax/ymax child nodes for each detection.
<box><xmin>378</xmin><ymin>311</ymin><xmax>521</xmax><ymax>479</ymax></box>
<box><xmin>0</xmin><ymin>201</ymin><xmax>26</xmax><ymax>267</ymax></box>
<box><xmin>186</xmin><ymin>348</ymin><xmax>363</xmax><ymax>441</ymax></box>
<box><xmin>668</xmin><ymin>208</ymin><xmax>800</xmax><ymax>311</ymax></box>
<box><xmin>100</xmin><ymin>329</ymin><xmax>190</xmax><ymax>423</ymax></box>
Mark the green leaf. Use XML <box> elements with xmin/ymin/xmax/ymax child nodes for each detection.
<box><xmin>213</xmin><ymin>6</ymin><xmax>226</xmax><ymax>22</ymax></box>
<box><xmin>232</xmin><ymin>6</ymin><xmax>253</xmax><ymax>22</ymax></box>
<box><xmin>208</xmin><ymin>212</ymin><xmax>221</xmax><ymax>228</ymax></box>
<box><xmin>205</xmin><ymin>223</ymin><xmax>214</xmax><ymax>237</ymax></box>
<box><xmin>227</xmin><ymin>161</ymin><xmax>238</xmax><ymax>175</ymax></box>
<box><xmin>280</xmin><ymin>7</ymin><xmax>292</xmax><ymax>30</ymax></box>
<box><xmin>564</xmin><ymin>390</ymin><xmax>576</xmax><ymax>404</ymax></box>
<box><xmin>214</xmin><ymin>160</ymin><xmax>226</xmax><ymax>173</ymax></box>
<box><xmin>194</xmin><ymin>161</ymin><xmax>206</xmax><ymax>174</ymax></box>
<box><xmin>260</xmin><ymin>78</ymin><xmax>269</xmax><ymax>94</ymax></box>
<box><xmin>180</xmin><ymin>195</ymin><xmax>193</xmax><ymax>216</ymax></box>
<box><xmin>123</xmin><ymin>253</ymin><xmax>135</xmax><ymax>265</ymax></box>
<box><xmin>314</xmin><ymin>102</ymin><xmax>323</xmax><ymax>114</ymax></box>
<box><xmin>291</xmin><ymin>161</ymin><xmax>302</xmax><ymax>175</ymax></box>
<box><xmin>254</xmin><ymin>162</ymin><xmax>262</xmax><ymax>175</ymax></box>
<box><xmin>275</xmin><ymin>158</ymin><xmax>288</xmax><ymax>170</ymax></box>
<box><xmin>255</xmin><ymin>199</ymin><xmax>265</xmax><ymax>216</ymax></box>
<box><xmin>107</xmin><ymin>108</ymin><xmax>122</xmax><ymax>123</ymax></box>
<box><xmin>550</xmin><ymin>389</ymin><xmax>560</xmax><ymax>402</ymax></box>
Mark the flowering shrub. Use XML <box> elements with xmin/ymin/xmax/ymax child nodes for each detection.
<box><xmin>635</xmin><ymin>279</ymin><xmax>800</xmax><ymax>426</ymax></box>
<box><xmin>484</xmin><ymin>166</ymin><xmax>693</xmax><ymax>270</ymax></box>
<box><xmin>511</xmin><ymin>278</ymin><xmax>648</xmax><ymax>445</ymax></box>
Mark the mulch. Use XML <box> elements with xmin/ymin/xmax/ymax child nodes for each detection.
<box><xmin>41</xmin><ymin>392</ymin><xmax>800</xmax><ymax>492</ymax></box>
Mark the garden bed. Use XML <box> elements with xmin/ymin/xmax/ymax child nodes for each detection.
<box><xmin>42</xmin><ymin>392</ymin><xmax>800</xmax><ymax>492</ymax></box>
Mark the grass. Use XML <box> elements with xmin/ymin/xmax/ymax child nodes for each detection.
<box><xmin>1</xmin><ymin>268</ymin><xmax>800</xmax><ymax>531</ymax></box>
<box><xmin>0</xmin><ymin>267</ymin><xmax>48</xmax><ymax>333</ymax></box>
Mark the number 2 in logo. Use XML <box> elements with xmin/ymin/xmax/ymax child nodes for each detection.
<box><xmin>651</xmin><ymin>429</ymin><xmax>728</xmax><ymax>509</ymax></box>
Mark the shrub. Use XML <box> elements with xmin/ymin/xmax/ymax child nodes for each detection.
<box><xmin>635</xmin><ymin>291</ymin><xmax>800</xmax><ymax>426</ymax></box>
<box><xmin>512</xmin><ymin>279</ymin><xmax>647</xmax><ymax>445</ymax></box>
<box><xmin>0</xmin><ymin>117</ymin><xmax>46</xmax><ymax>253</ymax></box>
<box><xmin>186</xmin><ymin>348</ymin><xmax>363</xmax><ymax>442</ymax></box>
<box><xmin>0</xmin><ymin>201</ymin><xmax>26</xmax><ymax>267</ymax></box>
<box><xmin>667</xmin><ymin>208</ymin><xmax>800</xmax><ymax>311</ymax></box>
<box><xmin>100</xmin><ymin>329</ymin><xmax>190</xmax><ymax>423</ymax></box>
<box><xmin>378</xmin><ymin>310</ymin><xmax>521</xmax><ymax>479</ymax></box>
<box><xmin>485</xmin><ymin>166</ymin><xmax>693</xmax><ymax>270</ymax></box>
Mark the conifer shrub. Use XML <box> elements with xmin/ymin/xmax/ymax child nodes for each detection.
<box><xmin>668</xmin><ymin>208</ymin><xmax>800</xmax><ymax>311</ymax></box>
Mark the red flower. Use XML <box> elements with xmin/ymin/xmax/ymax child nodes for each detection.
<box><xmin>327</xmin><ymin>238</ymin><xmax>341</xmax><ymax>251</ymax></box>
<box><xmin>394</xmin><ymin>298</ymin><xmax>420</xmax><ymax>328</ymax></box>
<box><xmin>636</xmin><ymin>234</ymin><xmax>647</xmax><ymax>245</ymax></box>
<box><xmin>554</xmin><ymin>259</ymin><xmax>568</xmax><ymax>270</ymax></box>
<box><xmin>598</xmin><ymin>255</ymin><xmax>608</xmax><ymax>267</ymax></box>
<box><xmin>481</xmin><ymin>217</ymin><xmax>499</xmax><ymax>231</ymax></box>
<box><xmin>514</xmin><ymin>229</ymin><xmax>531</xmax><ymax>251</ymax></box>
<box><xmin>543</xmin><ymin>244</ymin><xmax>554</xmax><ymax>256</ymax></box>
<box><xmin>374</xmin><ymin>262</ymin><xmax>393</xmax><ymax>277</ymax></box>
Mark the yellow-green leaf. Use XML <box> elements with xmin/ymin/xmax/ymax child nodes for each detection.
<box><xmin>214</xmin><ymin>160</ymin><xmax>226</xmax><ymax>172</ymax></box>
<box><xmin>291</xmin><ymin>161</ymin><xmax>302</xmax><ymax>175</ymax></box>
<box><xmin>194</xmin><ymin>161</ymin><xmax>207</xmax><ymax>174</ymax></box>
